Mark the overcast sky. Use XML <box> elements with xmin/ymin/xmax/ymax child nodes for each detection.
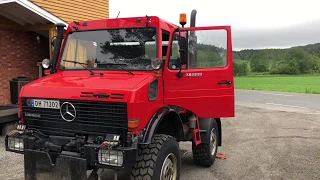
<box><xmin>109</xmin><ymin>0</ymin><xmax>320</xmax><ymax>50</ymax></box>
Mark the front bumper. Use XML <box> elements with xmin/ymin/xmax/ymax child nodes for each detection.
<box><xmin>24</xmin><ymin>149</ymin><xmax>88</xmax><ymax>180</ymax></box>
<box><xmin>5</xmin><ymin>130</ymin><xmax>137</xmax><ymax>179</ymax></box>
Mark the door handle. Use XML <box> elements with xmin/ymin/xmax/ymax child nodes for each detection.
<box><xmin>218</xmin><ymin>80</ymin><xmax>232</xmax><ymax>85</ymax></box>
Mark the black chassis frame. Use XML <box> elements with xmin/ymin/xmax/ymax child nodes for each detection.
<box><xmin>5</xmin><ymin>130</ymin><xmax>137</xmax><ymax>179</ymax></box>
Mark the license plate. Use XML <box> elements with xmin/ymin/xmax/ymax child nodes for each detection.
<box><xmin>31</xmin><ymin>99</ymin><xmax>60</xmax><ymax>109</ymax></box>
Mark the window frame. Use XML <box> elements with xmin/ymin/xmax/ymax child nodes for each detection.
<box><xmin>166</xmin><ymin>28</ymin><xmax>228</xmax><ymax>70</ymax></box>
<box><xmin>57</xmin><ymin>26</ymin><xmax>159</xmax><ymax>72</ymax></box>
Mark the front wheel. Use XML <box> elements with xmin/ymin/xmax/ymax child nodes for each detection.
<box><xmin>192</xmin><ymin>119</ymin><xmax>219</xmax><ymax>167</ymax></box>
<box><xmin>131</xmin><ymin>134</ymin><xmax>181</xmax><ymax>180</ymax></box>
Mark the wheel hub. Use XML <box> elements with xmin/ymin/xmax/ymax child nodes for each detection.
<box><xmin>160</xmin><ymin>153</ymin><xmax>177</xmax><ymax>180</ymax></box>
<box><xmin>210</xmin><ymin>128</ymin><xmax>217</xmax><ymax>155</ymax></box>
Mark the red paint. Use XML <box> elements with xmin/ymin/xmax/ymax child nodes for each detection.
<box><xmin>19</xmin><ymin>16</ymin><xmax>234</xmax><ymax>135</ymax></box>
<box><xmin>164</xmin><ymin>26</ymin><xmax>234</xmax><ymax>118</ymax></box>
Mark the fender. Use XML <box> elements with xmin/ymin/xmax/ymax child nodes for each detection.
<box><xmin>140</xmin><ymin>106</ymin><xmax>184</xmax><ymax>145</ymax></box>
<box><xmin>199</xmin><ymin>118</ymin><xmax>222</xmax><ymax>146</ymax></box>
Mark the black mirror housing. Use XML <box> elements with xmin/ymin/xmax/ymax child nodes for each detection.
<box><xmin>178</xmin><ymin>37</ymin><xmax>187</xmax><ymax>65</ymax></box>
<box><xmin>162</xmin><ymin>45</ymin><xmax>172</xmax><ymax>57</ymax></box>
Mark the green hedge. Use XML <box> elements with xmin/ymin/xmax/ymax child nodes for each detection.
<box><xmin>233</xmin><ymin>61</ymin><xmax>249</xmax><ymax>76</ymax></box>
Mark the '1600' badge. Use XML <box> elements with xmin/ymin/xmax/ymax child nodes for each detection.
<box><xmin>186</xmin><ymin>73</ymin><xmax>202</xmax><ymax>76</ymax></box>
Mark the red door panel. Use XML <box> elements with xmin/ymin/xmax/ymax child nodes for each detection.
<box><xmin>163</xmin><ymin>26</ymin><xmax>234</xmax><ymax>118</ymax></box>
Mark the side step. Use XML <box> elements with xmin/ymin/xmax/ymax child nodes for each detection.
<box><xmin>192</xmin><ymin>116</ymin><xmax>201</xmax><ymax>145</ymax></box>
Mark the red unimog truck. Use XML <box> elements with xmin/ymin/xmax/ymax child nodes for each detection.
<box><xmin>5</xmin><ymin>10</ymin><xmax>234</xmax><ymax>180</ymax></box>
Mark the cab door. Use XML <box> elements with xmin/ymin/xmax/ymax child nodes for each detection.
<box><xmin>163</xmin><ymin>26</ymin><xmax>234</xmax><ymax>118</ymax></box>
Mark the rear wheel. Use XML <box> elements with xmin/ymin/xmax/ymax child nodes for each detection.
<box><xmin>192</xmin><ymin>119</ymin><xmax>219</xmax><ymax>167</ymax></box>
<box><xmin>131</xmin><ymin>134</ymin><xmax>181</xmax><ymax>180</ymax></box>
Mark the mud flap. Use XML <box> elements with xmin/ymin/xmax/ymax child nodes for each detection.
<box><xmin>24</xmin><ymin>149</ymin><xmax>88</xmax><ymax>180</ymax></box>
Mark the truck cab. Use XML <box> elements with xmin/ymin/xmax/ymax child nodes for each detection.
<box><xmin>5</xmin><ymin>11</ymin><xmax>234</xmax><ymax>180</ymax></box>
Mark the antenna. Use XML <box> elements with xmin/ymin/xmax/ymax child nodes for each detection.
<box><xmin>116</xmin><ymin>11</ymin><xmax>121</xmax><ymax>18</ymax></box>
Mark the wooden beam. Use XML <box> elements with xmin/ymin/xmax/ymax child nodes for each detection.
<box><xmin>0</xmin><ymin>11</ymin><xmax>25</xmax><ymax>25</ymax></box>
<box><xmin>0</xmin><ymin>23</ymin><xmax>23</xmax><ymax>30</ymax></box>
<box><xmin>0</xmin><ymin>14</ymin><xmax>23</xmax><ymax>30</ymax></box>
<box><xmin>23</xmin><ymin>23</ymin><xmax>55</xmax><ymax>31</ymax></box>
<box><xmin>0</xmin><ymin>7</ymin><xmax>35</xmax><ymax>25</ymax></box>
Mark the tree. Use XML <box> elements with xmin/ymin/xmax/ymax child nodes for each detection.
<box><xmin>233</xmin><ymin>61</ymin><xmax>249</xmax><ymax>76</ymax></box>
<box><xmin>250</xmin><ymin>51</ymin><xmax>269</xmax><ymax>72</ymax></box>
<box><xmin>270</xmin><ymin>58</ymin><xmax>300</xmax><ymax>75</ymax></box>
<box><xmin>285</xmin><ymin>47</ymin><xmax>316</xmax><ymax>74</ymax></box>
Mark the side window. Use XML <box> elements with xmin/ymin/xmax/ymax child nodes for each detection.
<box><xmin>188</xmin><ymin>29</ymin><xmax>227</xmax><ymax>69</ymax></box>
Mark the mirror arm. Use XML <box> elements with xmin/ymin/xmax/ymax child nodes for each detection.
<box><xmin>176</xmin><ymin>28</ymin><xmax>183</xmax><ymax>78</ymax></box>
<box><xmin>51</xmin><ymin>36</ymin><xmax>57</xmax><ymax>46</ymax></box>
<box><xmin>176</xmin><ymin>53</ymin><xmax>183</xmax><ymax>78</ymax></box>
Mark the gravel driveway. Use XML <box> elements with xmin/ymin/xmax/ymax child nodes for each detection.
<box><xmin>1</xmin><ymin>105</ymin><xmax>319</xmax><ymax>180</ymax></box>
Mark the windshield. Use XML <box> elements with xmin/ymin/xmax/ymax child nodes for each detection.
<box><xmin>59</xmin><ymin>27</ymin><xmax>157</xmax><ymax>71</ymax></box>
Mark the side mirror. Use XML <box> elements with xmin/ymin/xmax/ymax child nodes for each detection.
<box><xmin>175</xmin><ymin>29</ymin><xmax>187</xmax><ymax>78</ymax></box>
<box><xmin>178</xmin><ymin>36</ymin><xmax>187</xmax><ymax>65</ymax></box>
<box><xmin>162</xmin><ymin>45</ymin><xmax>172</xmax><ymax>57</ymax></box>
<box><xmin>179</xmin><ymin>49</ymin><xmax>185</xmax><ymax>64</ymax></box>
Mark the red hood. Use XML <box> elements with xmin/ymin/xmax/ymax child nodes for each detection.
<box><xmin>20</xmin><ymin>71</ymin><xmax>154</xmax><ymax>100</ymax></box>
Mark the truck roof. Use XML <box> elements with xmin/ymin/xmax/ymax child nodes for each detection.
<box><xmin>67</xmin><ymin>16</ymin><xmax>180</xmax><ymax>32</ymax></box>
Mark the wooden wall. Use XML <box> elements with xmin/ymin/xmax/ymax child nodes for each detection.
<box><xmin>30</xmin><ymin>0</ymin><xmax>109</xmax><ymax>23</ymax></box>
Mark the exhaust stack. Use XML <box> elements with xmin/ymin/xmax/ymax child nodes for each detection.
<box><xmin>189</xmin><ymin>9</ymin><xmax>197</xmax><ymax>67</ymax></box>
<box><xmin>190</xmin><ymin>9</ymin><xmax>197</xmax><ymax>28</ymax></box>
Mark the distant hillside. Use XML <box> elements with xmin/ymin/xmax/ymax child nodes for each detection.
<box><xmin>296</xmin><ymin>43</ymin><xmax>320</xmax><ymax>57</ymax></box>
<box><xmin>233</xmin><ymin>43</ymin><xmax>320</xmax><ymax>60</ymax></box>
<box><xmin>161</xmin><ymin>41</ymin><xmax>320</xmax><ymax>76</ymax></box>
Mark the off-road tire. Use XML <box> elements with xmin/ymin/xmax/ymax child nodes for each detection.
<box><xmin>131</xmin><ymin>134</ymin><xmax>181</xmax><ymax>180</ymax></box>
<box><xmin>192</xmin><ymin>119</ymin><xmax>219</xmax><ymax>167</ymax></box>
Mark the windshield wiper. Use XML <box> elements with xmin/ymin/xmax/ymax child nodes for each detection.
<box><xmin>102</xmin><ymin>63</ymin><xmax>134</xmax><ymax>75</ymax></box>
<box><xmin>62</xmin><ymin>60</ymin><xmax>104</xmax><ymax>76</ymax></box>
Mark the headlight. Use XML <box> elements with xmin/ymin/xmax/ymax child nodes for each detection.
<box><xmin>151</xmin><ymin>58</ymin><xmax>162</xmax><ymax>69</ymax></box>
<box><xmin>42</xmin><ymin>58</ymin><xmax>50</xmax><ymax>69</ymax></box>
<box><xmin>7</xmin><ymin>136</ymin><xmax>24</xmax><ymax>151</ymax></box>
<box><xmin>98</xmin><ymin>149</ymin><xmax>123</xmax><ymax>166</ymax></box>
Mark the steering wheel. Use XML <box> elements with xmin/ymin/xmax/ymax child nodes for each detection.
<box><xmin>168</xmin><ymin>59</ymin><xmax>181</xmax><ymax>69</ymax></box>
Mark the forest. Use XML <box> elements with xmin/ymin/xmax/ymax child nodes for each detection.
<box><xmin>232</xmin><ymin>43</ymin><xmax>320</xmax><ymax>76</ymax></box>
<box><xmin>181</xmin><ymin>42</ymin><xmax>320</xmax><ymax>76</ymax></box>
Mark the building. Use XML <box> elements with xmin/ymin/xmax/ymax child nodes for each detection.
<box><xmin>0</xmin><ymin>0</ymin><xmax>109</xmax><ymax>127</ymax></box>
<box><xmin>0</xmin><ymin>0</ymin><xmax>109</xmax><ymax>105</ymax></box>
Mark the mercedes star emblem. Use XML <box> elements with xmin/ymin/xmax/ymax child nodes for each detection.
<box><xmin>60</xmin><ymin>102</ymin><xmax>76</xmax><ymax>122</ymax></box>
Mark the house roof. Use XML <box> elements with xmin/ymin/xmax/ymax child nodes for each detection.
<box><xmin>0</xmin><ymin>0</ymin><xmax>68</xmax><ymax>27</ymax></box>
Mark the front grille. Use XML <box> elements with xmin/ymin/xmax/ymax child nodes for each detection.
<box><xmin>21</xmin><ymin>97</ymin><xmax>128</xmax><ymax>138</ymax></box>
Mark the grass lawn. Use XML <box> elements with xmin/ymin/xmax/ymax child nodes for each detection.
<box><xmin>234</xmin><ymin>74</ymin><xmax>320</xmax><ymax>94</ymax></box>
